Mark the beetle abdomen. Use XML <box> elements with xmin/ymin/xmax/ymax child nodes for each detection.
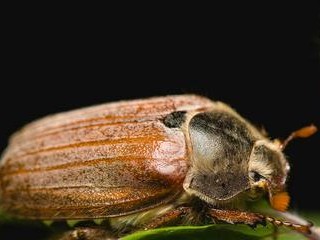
<box><xmin>0</xmin><ymin>95</ymin><xmax>213</xmax><ymax>219</ymax></box>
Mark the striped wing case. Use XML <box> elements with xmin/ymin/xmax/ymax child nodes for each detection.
<box><xmin>0</xmin><ymin>95</ymin><xmax>213</xmax><ymax>219</ymax></box>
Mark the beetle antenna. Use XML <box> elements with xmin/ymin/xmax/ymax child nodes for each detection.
<box><xmin>280</xmin><ymin>124</ymin><xmax>317</xmax><ymax>150</ymax></box>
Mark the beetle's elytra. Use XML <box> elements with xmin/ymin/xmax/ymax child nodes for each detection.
<box><xmin>0</xmin><ymin>95</ymin><xmax>316</xmax><ymax>238</ymax></box>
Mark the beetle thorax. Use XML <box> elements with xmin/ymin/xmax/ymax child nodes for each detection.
<box><xmin>183</xmin><ymin>107</ymin><xmax>264</xmax><ymax>206</ymax></box>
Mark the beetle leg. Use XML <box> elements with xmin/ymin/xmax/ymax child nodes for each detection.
<box><xmin>142</xmin><ymin>206</ymin><xmax>192</xmax><ymax>230</ymax></box>
<box><xmin>265</xmin><ymin>216</ymin><xmax>312</xmax><ymax>235</ymax></box>
<box><xmin>57</xmin><ymin>227</ymin><xmax>117</xmax><ymax>240</ymax></box>
<box><xmin>208</xmin><ymin>209</ymin><xmax>266</xmax><ymax>227</ymax></box>
<box><xmin>208</xmin><ymin>209</ymin><xmax>312</xmax><ymax>234</ymax></box>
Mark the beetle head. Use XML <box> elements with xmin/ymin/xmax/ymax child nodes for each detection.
<box><xmin>247</xmin><ymin>124</ymin><xmax>317</xmax><ymax>211</ymax></box>
<box><xmin>248</xmin><ymin>140</ymin><xmax>290</xmax><ymax>211</ymax></box>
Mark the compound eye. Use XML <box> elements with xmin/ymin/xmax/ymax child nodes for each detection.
<box><xmin>249</xmin><ymin>171</ymin><xmax>265</xmax><ymax>182</ymax></box>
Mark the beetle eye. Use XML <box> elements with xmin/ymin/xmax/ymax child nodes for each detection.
<box><xmin>249</xmin><ymin>171</ymin><xmax>264</xmax><ymax>182</ymax></box>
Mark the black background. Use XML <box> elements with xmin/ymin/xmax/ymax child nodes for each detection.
<box><xmin>1</xmin><ymin>3</ymin><xmax>319</xmax><ymax>213</ymax></box>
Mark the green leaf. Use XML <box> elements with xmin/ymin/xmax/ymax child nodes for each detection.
<box><xmin>121</xmin><ymin>223</ymin><xmax>303</xmax><ymax>240</ymax></box>
<box><xmin>1</xmin><ymin>209</ymin><xmax>319</xmax><ymax>240</ymax></box>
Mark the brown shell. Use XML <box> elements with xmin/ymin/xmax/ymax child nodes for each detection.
<box><xmin>0</xmin><ymin>95</ymin><xmax>213</xmax><ymax>219</ymax></box>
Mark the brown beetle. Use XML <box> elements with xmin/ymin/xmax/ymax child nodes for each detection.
<box><xmin>0</xmin><ymin>95</ymin><xmax>317</xmax><ymax>239</ymax></box>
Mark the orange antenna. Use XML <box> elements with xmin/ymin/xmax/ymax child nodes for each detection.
<box><xmin>280</xmin><ymin>124</ymin><xmax>318</xmax><ymax>150</ymax></box>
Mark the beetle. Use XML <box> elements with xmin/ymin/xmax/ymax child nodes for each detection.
<box><xmin>0</xmin><ymin>95</ymin><xmax>317</xmax><ymax>239</ymax></box>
